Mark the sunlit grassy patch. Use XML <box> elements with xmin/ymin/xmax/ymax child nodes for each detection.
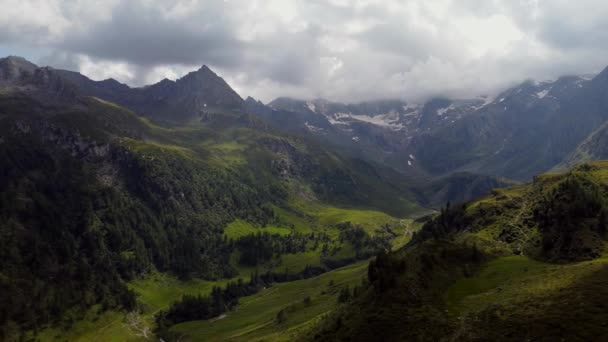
<box><xmin>224</xmin><ymin>219</ymin><xmax>292</xmax><ymax>239</ymax></box>
<box><xmin>170</xmin><ymin>261</ymin><xmax>368</xmax><ymax>341</ymax></box>
<box><xmin>446</xmin><ymin>255</ymin><xmax>608</xmax><ymax>316</ymax></box>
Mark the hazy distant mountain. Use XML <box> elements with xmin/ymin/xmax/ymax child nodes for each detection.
<box><xmin>55</xmin><ymin>65</ymin><xmax>244</xmax><ymax>122</ymax></box>
<box><xmin>0</xmin><ymin>56</ymin><xmax>244</xmax><ymax>122</ymax></box>
<box><xmin>256</xmin><ymin>70</ymin><xmax>608</xmax><ymax>182</ymax></box>
<box><xmin>409</xmin><ymin>72</ymin><xmax>606</xmax><ymax>180</ymax></box>
<box><xmin>0</xmin><ymin>56</ymin><xmax>80</xmax><ymax>104</ymax></box>
<box><xmin>7</xmin><ymin>53</ymin><xmax>607</xmax><ymax>184</ymax></box>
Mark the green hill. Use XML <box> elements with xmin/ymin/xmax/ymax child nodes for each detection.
<box><xmin>306</xmin><ymin>161</ymin><xmax>608</xmax><ymax>341</ymax></box>
<box><xmin>0</xmin><ymin>91</ymin><xmax>424</xmax><ymax>340</ymax></box>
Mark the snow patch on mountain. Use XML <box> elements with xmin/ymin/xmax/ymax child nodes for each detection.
<box><xmin>536</xmin><ymin>89</ymin><xmax>550</xmax><ymax>99</ymax></box>
<box><xmin>326</xmin><ymin>111</ymin><xmax>404</xmax><ymax>130</ymax></box>
<box><xmin>351</xmin><ymin>113</ymin><xmax>404</xmax><ymax>130</ymax></box>
<box><xmin>304</xmin><ymin>122</ymin><xmax>323</xmax><ymax>132</ymax></box>
<box><xmin>437</xmin><ymin>104</ymin><xmax>456</xmax><ymax>116</ymax></box>
<box><xmin>306</xmin><ymin>102</ymin><xmax>316</xmax><ymax>112</ymax></box>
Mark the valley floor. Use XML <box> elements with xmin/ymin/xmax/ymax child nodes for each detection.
<box><xmin>33</xmin><ymin>204</ymin><xmax>417</xmax><ymax>341</ymax></box>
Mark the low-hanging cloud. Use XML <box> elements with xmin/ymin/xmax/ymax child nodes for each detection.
<box><xmin>1</xmin><ymin>0</ymin><xmax>607</xmax><ymax>103</ymax></box>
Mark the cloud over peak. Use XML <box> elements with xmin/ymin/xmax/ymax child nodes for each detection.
<box><xmin>1</xmin><ymin>0</ymin><xmax>606</xmax><ymax>102</ymax></box>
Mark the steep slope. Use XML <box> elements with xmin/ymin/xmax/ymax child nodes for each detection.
<box><xmin>262</xmin><ymin>96</ymin><xmax>481</xmax><ymax>175</ymax></box>
<box><xmin>0</xmin><ymin>56</ymin><xmax>38</xmax><ymax>83</ymax></box>
<box><xmin>0</xmin><ymin>56</ymin><xmax>244</xmax><ymax>123</ymax></box>
<box><xmin>556</xmin><ymin>120</ymin><xmax>608</xmax><ymax>170</ymax></box>
<box><xmin>0</xmin><ymin>59</ymin><xmax>429</xmax><ymax>339</ymax></box>
<box><xmin>409</xmin><ymin>74</ymin><xmax>605</xmax><ymax>180</ymax></box>
<box><xmin>306</xmin><ymin>161</ymin><xmax>608</xmax><ymax>341</ymax></box>
<box><xmin>259</xmin><ymin>70</ymin><xmax>608</xmax><ymax>183</ymax></box>
<box><xmin>55</xmin><ymin>65</ymin><xmax>244</xmax><ymax>122</ymax></box>
<box><xmin>0</xmin><ymin>56</ymin><xmax>80</xmax><ymax>104</ymax></box>
<box><xmin>414</xmin><ymin>172</ymin><xmax>518</xmax><ymax>208</ymax></box>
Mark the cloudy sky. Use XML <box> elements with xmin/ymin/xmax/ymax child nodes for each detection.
<box><xmin>1</xmin><ymin>0</ymin><xmax>606</xmax><ymax>103</ymax></box>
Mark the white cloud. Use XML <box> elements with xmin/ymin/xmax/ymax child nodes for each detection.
<box><xmin>0</xmin><ymin>0</ymin><xmax>606</xmax><ymax>103</ymax></box>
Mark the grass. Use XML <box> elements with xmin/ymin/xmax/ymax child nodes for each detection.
<box><xmin>36</xmin><ymin>273</ymin><xmax>233</xmax><ymax>342</ymax></box>
<box><xmin>35</xmin><ymin>308</ymin><xmax>135</xmax><ymax>342</ymax></box>
<box><xmin>170</xmin><ymin>261</ymin><xmax>368</xmax><ymax>341</ymax></box>
<box><xmin>33</xmin><ymin>200</ymin><xmax>414</xmax><ymax>342</ymax></box>
<box><xmin>289</xmin><ymin>199</ymin><xmax>400</xmax><ymax>236</ymax></box>
<box><xmin>129</xmin><ymin>273</ymin><xmax>232</xmax><ymax>313</ymax></box>
<box><xmin>445</xmin><ymin>255</ymin><xmax>608</xmax><ymax>317</ymax></box>
<box><xmin>198</xmin><ymin>140</ymin><xmax>248</xmax><ymax>166</ymax></box>
<box><xmin>273</xmin><ymin>206</ymin><xmax>314</xmax><ymax>234</ymax></box>
<box><xmin>225</xmin><ymin>219</ymin><xmax>292</xmax><ymax>239</ymax></box>
<box><xmin>280</xmin><ymin>251</ymin><xmax>323</xmax><ymax>273</ymax></box>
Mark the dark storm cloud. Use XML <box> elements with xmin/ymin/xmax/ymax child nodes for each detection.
<box><xmin>60</xmin><ymin>0</ymin><xmax>244</xmax><ymax>68</ymax></box>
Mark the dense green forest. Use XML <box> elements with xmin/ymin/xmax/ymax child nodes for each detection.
<box><xmin>0</xmin><ymin>93</ymin><xmax>421</xmax><ymax>340</ymax></box>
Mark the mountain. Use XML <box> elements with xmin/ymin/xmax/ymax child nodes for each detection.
<box><xmin>0</xmin><ymin>56</ymin><xmax>37</xmax><ymax>83</ymax></box>
<box><xmin>307</xmin><ymin>161</ymin><xmax>608</xmax><ymax>341</ymax></box>
<box><xmin>55</xmin><ymin>64</ymin><xmax>244</xmax><ymax>122</ymax></box>
<box><xmin>256</xmin><ymin>70</ymin><xmax>608</xmax><ymax>183</ymax></box>
<box><xmin>249</xmin><ymin>96</ymin><xmax>486</xmax><ymax>180</ymax></box>
<box><xmin>0</xmin><ymin>56</ymin><xmax>80</xmax><ymax>104</ymax></box>
<box><xmin>408</xmin><ymin>74</ymin><xmax>605</xmax><ymax>180</ymax></box>
<box><xmin>0</xmin><ymin>57</ymin><xmax>431</xmax><ymax>339</ymax></box>
<box><xmin>0</xmin><ymin>56</ymin><xmax>244</xmax><ymax>123</ymax></box>
<box><xmin>6</xmin><ymin>55</ymin><xmax>607</xmax><ymax>341</ymax></box>
<box><xmin>413</xmin><ymin>172</ymin><xmax>518</xmax><ymax>208</ymax></box>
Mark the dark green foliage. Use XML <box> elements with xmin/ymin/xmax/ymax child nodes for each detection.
<box><xmin>307</xmin><ymin>241</ymin><xmax>488</xmax><ymax>342</ymax></box>
<box><xmin>411</xmin><ymin>202</ymin><xmax>470</xmax><ymax>243</ymax></box>
<box><xmin>334</xmin><ymin>222</ymin><xmax>392</xmax><ymax>260</ymax></box>
<box><xmin>534</xmin><ymin>174</ymin><xmax>608</xmax><ymax>261</ymax></box>
<box><xmin>155</xmin><ymin>277</ymin><xmax>263</xmax><ymax>337</ymax></box>
<box><xmin>337</xmin><ymin>286</ymin><xmax>351</xmax><ymax>303</ymax></box>
<box><xmin>276</xmin><ymin>309</ymin><xmax>287</xmax><ymax>324</ymax></box>
<box><xmin>235</xmin><ymin>232</ymin><xmax>310</xmax><ymax>266</ymax></box>
<box><xmin>0</xmin><ymin>98</ymin><xmax>277</xmax><ymax>335</ymax></box>
<box><xmin>0</xmin><ymin>135</ymin><xmax>139</xmax><ymax>336</ymax></box>
<box><xmin>367</xmin><ymin>250</ymin><xmax>406</xmax><ymax>292</ymax></box>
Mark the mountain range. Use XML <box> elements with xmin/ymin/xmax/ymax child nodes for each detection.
<box><xmin>7</xmin><ymin>54</ymin><xmax>607</xmax><ymax>185</ymax></box>
<box><xmin>3</xmin><ymin>54</ymin><xmax>608</xmax><ymax>341</ymax></box>
<box><xmin>248</xmin><ymin>70</ymin><xmax>608</xmax><ymax>183</ymax></box>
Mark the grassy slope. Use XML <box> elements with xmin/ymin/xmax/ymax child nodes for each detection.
<box><xmin>446</xmin><ymin>254</ymin><xmax>608</xmax><ymax>316</ymax></box>
<box><xmin>224</xmin><ymin>219</ymin><xmax>292</xmax><ymax>239</ymax></box>
<box><xmin>5</xmin><ymin>96</ymin><xmax>426</xmax><ymax>340</ymax></box>
<box><xmin>306</xmin><ymin>161</ymin><xmax>608</xmax><ymax>341</ymax></box>
<box><xmin>171</xmin><ymin>261</ymin><xmax>368</xmax><ymax>342</ymax></box>
<box><xmin>36</xmin><ymin>274</ymin><xmax>232</xmax><ymax>342</ymax></box>
<box><xmin>35</xmin><ymin>201</ymin><xmax>413</xmax><ymax>341</ymax></box>
<box><xmin>445</xmin><ymin>253</ymin><xmax>608</xmax><ymax>341</ymax></box>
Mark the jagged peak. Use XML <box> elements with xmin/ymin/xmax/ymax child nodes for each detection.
<box><xmin>0</xmin><ymin>55</ymin><xmax>38</xmax><ymax>73</ymax></box>
<box><xmin>592</xmin><ymin>65</ymin><xmax>608</xmax><ymax>84</ymax></box>
<box><xmin>198</xmin><ymin>64</ymin><xmax>213</xmax><ymax>73</ymax></box>
<box><xmin>1</xmin><ymin>55</ymin><xmax>37</xmax><ymax>66</ymax></box>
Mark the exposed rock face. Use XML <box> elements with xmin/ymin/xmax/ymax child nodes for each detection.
<box><xmin>258</xmin><ymin>72</ymin><xmax>608</xmax><ymax>182</ymax></box>
<box><xmin>0</xmin><ymin>57</ymin><xmax>79</xmax><ymax>104</ymax></box>
<box><xmin>55</xmin><ymin>64</ymin><xmax>244</xmax><ymax>122</ymax></box>
<box><xmin>0</xmin><ymin>56</ymin><xmax>38</xmax><ymax>84</ymax></box>
<box><xmin>0</xmin><ymin>56</ymin><xmax>244</xmax><ymax>122</ymax></box>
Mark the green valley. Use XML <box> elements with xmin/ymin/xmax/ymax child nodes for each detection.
<box><xmin>3</xmin><ymin>47</ymin><xmax>608</xmax><ymax>342</ymax></box>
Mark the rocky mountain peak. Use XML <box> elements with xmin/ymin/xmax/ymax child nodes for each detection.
<box><xmin>0</xmin><ymin>56</ymin><xmax>38</xmax><ymax>83</ymax></box>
